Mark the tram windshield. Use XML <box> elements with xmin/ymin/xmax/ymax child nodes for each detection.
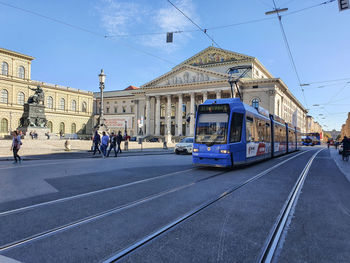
<box><xmin>195</xmin><ymin>113</ymin><xmax>229</xmax><ymax>145</ymax></box>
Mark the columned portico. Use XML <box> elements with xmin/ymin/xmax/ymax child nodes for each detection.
<box><xmin>203</xmin><ymin>91</ymin><xmax>208</xmax><ymax>103</ymax></box>
<box><xmin>190</xmin><ymin>92</ymin><xmax>195</xmax><ymax>136</ymax></box>
<box><xmin>177</xmin><ymin>94</ymin><xmax>183</xmax><ymax>136</ymax></box>
<box><xmin>145</xmin><ymin>96</ymin><xmax>151</xmax><ymax>135</ymax></box>
<box><xmin>166</xmin><ymin>95</ymin><xmax>172</xmax><ymax>141</ymax></box>
<box><xmin>155</xmin><ymin>95</ymin><xmax>160</xmax><ymax>135</ymax></box>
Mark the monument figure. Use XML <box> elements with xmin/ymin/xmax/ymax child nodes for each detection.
<box><xmin>18</xmin><ymin>85</ymin><xmax>49</xmax><ymax>138</ymax></box>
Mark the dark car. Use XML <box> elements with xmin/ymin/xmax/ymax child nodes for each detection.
<box><xmin>148</xmin><ymin>137</ymin><xmax>159</xmax><ymax>142</ymax></box>
<box><xmin>129</xmin><ymin>137</ymin><xmax>137</xmax><ymax>141</ymax></box>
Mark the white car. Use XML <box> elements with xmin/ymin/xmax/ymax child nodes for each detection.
<box><xmin>175</xmin><ymin>137</ymin><xmax>194</xmax><ymax>154</ymax></box>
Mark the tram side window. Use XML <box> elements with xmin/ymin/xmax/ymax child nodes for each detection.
<box><xmin>246</xmin><ymin>117</ymin><xmax>254</xmax><ymax>142</ymax></box>
<box><xmin>265</xmin><ymin>123</ymin><xmax>271</xmax><ymax>142</ymax></box>
<box><xmin>230</xmin><ymin>113</ymin><xmax>243</xmax><ymax>143</ymax></box>
<box><xmin>257</xmin><ymin>119</ymin><xmax>265</xmax><ymax>142</ymax></box>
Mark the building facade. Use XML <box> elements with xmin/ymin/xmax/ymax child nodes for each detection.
<box><xmin>94</xmin><ymin>47</ymin><xmax>308</xmax><ymax>138</ymax></box>
<box><xmin>0</xmin><ymin>48</ymin><xmax>94</xmax><ymax>138</ymax></box>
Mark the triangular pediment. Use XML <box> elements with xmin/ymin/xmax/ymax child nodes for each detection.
<box><xmin>176</xmin><ymin>46</ymin><xmax>254</xmax><ymax>68</ymax></box>
<box><xmin>141</xmin><ymin>65</ymin><xmax>227</xmax><ymax>88</ymax></box>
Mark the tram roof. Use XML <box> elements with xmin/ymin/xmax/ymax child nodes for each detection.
<box><xmin>202</xmin><ymin>98</ymin><xmax>270</xmax><ymax>119</ymax></box>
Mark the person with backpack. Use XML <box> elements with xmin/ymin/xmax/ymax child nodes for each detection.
<box><xmin>107</xmin><ymin>132</ymin><xmax>118</xmax><ymax>157</ymax></box>
<box><xmin>100</xmin><ymin>131</ymin><xmax>109</xmax><ymax>158</ymax></box>
<box><xmin>11</xmin><ymin>130</ymin><xmax>22</xmax><ymax>164</ymax></box>
<box><xmin>116</xmin><ymin>131</ymin><xmax>123</xmax><ymax>154</ymax></box>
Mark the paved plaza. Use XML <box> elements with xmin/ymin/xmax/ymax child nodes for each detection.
<box><xmin>0</xmin><ymin>147</ymin><xmax>349</xmax><ymax>262</ymax></box>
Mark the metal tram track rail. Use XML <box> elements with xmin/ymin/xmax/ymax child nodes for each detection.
<box><xmin>102</xmin><ymin>149</ymin><xmax>312</xmax><ymax>263</ymax></box>
<box><xmin>258</xmin><ymin>148</ymin><xmax>324</xmax><ymax>263</ymax></box>
<box><xmin>0</xmin><ymin>150</ymin><xmax>311</xmax><ymax>255</ymax></box>
<box><xmin>0</xmin><ymin>168</ymin><xmax>196</xmax><ymax>217</ymax></box>
<box><xmin>0</xmin><ymin>167</ymin><xmax>232</xmax><ymax>252</ymax></box>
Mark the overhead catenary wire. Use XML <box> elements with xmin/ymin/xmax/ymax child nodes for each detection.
<box><xmin>271</xmin><ymin>0</ymin><xmax>308</xmax><ymax>109</ymax></box>
<box><xmin>0</xmin><ymin>0</ymin><xmax>176</xmax><ymax>65</ymax></box>
<box><xmin>166</xmin><ymin>0</ymin><xmax>222</xmax><ymax>49</ymax></box>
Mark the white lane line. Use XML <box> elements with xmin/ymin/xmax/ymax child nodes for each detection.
<box><xmin>260</xmin><ymin>148</ymin><xmax>324</xmax><ymax>263</ymax></box>
<box><xmin>0</xmin><ymin>150</ymin><xmax>311</xmax><ymax>253</ymax></box>
<box><xmin>0</xmin><ymin>168</ymin><xmax>195</xmax><ymax>217</ymax></box>
<box><xmin>102</xmin><ymin>149</ymin><xmax>313</xmax><ymax>262</ymax></box>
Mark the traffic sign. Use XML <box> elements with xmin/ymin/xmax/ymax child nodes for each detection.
<box><xmin>339</xmin><ymin>0</ymin><xmax>349</xmax><ymax>11</ymax></box>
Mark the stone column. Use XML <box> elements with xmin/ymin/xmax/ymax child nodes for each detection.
<box><xmin>216</xmin><ymin>90</ymin><xmax>221</xmax><ymax>99</ymax></box>
<box><xmin>177</xmin><ymin>94</ymin><xmax>183</xmax><ymax>136</ymax></box>
<box><xmin>203</xmin><ymin>91</ymin><xmax>208</xmax><ymax>103</ymax></box>
<box><xmin>155</xmin><ymin>96</ymin><xmax>160</xmax><ymax>136</ymax></box>
<box><xmin>190</xmin><ymin>92</ymin><xmax>195</xmax><ymax>136</ymax></box>
<box><xmin>134</xmin><ymin>100</ymin><xmax>138</xmax><ymax>136</ymax></box>
<box><xmin>145</xmin><ymin>96</ymin><xmax>151</xmax><ymax>135</ymax></box>
<box><xmin>166</xmin><ymin>95</ymin><xmax>172</xmax><ymax>142</ymax></box>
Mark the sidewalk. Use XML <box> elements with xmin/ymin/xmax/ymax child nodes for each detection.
<box><xmin>0</xmin><ymin>139</ymin><xmax>175</xmax><ymax>160</ymax></box>
<box><xmin>329</xmin><ymin>147</ymin><xmax>350</xmax><ymax>182</ymax></box>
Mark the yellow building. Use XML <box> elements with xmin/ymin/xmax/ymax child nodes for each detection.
<box><xmin>341</xmin><ymin>113</ymin><xmax>350</xmax><ymax>138</ymax></box>
<box><xmin>0</xmin><ymin>48</ymin><xmax>94</xmax><ymax>138</ymax></box>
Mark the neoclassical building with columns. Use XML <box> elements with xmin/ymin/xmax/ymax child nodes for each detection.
<box><xmin>94</xmin><ymin>47</ymin><xmax>308</xmax><ymax>139</ymax></box>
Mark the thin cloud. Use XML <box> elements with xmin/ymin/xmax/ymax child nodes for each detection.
<box><xmin>97</xmin><ymin>0</ymin><xmax>199</xmax><ymax>51</ymax></box>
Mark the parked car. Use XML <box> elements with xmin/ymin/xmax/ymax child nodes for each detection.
<box><xmin>148</xmin><ymin>137</ymin><xmax>159</xmax><ymax>142</ymax></box>
<box><xmin>174</xmin><ymin>137</ymin><xmax>194</xmax><ymax>154</ymax></box>
<box><xmin>129</xmin><ymin>137</ymin><xmax>137</xmax><ymax>141</ymax></box>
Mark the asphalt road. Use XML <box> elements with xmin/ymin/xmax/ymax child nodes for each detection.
<box><xmin>0</xmin><ymin>147</ymin><xmax>349</xmax><ymax>263</ymax></box>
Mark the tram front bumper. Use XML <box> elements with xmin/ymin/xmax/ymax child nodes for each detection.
<box><xmin>192</xmin><ymin>152</ymin><xmax>232</xmax><ymax>167</ymax></box>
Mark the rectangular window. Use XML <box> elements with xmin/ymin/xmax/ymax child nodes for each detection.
<box><xmin>246</xmin><ymin>117</ymin><xmax>254</xmax><ymax>142</ymax></box>
<box><xmin>195</xmin><ymin>113</ymin><xmax>229</xmax><ymax>144</ymax></box>
<box><xmin>230</xmin><ymin>113</ymin><xmax>243</xmax><ymax>143</ymax></box>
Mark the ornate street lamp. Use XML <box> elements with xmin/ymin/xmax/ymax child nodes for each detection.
<box><xmin>98</xmin><ymin>69</ymin><xmax>106</xmax><ymax>127</ymax></box>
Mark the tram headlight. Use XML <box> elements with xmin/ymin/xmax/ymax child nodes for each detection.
<box><xmin>193</xmin><ymin>148</ymin><xmax>199</xmax><ymax>152</ymax></box>
<box><xmin>220</xmin><ymin>149</ymin><xmax>230</xmax><ymax>154</ymax></box>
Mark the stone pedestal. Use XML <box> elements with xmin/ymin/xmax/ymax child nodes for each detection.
<box><xmin>19</xmin><ymin>103</ymin><xmax>49</xmax><ymax>139</ymax></box>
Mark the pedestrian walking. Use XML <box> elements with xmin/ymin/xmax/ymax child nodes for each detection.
<box><xmin>116</xmin><ymin>131</ymin><xmax>123</xmax><ymax>154</ymax></box>
<box><xmin>92</xmin><ymin>131</ymin><xmax>101</xmax><ymax>155</ymax></box>
<box><xmin>100</xmin><ymin>131</ymin><xmax>109</xmax><ymax>158</ymax></box>
<box><xmin>124</xmin><ymin>133</ymin><xmax>130</xmax><ymax>151</ymax></box>
<box><xmin>107</xmin><ymin>132</ymin><xmax>118</xmax><ymax>157</ymax></box>
<box><xmin>11</xmin><ymin>130</ymin><xmax>22</xmax><ymax>164</ymax></box>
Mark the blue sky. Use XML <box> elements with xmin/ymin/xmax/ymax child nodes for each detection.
<box><xmin>0</xmin><ymin>0</ymin><xmax>349</xmax><ymax>130</ymax></box>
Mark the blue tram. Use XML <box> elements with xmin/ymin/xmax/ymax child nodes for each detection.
<box><xmin>192</xmin><ymin>98</ymin><xmax>301</xmax><ymax>167</ymax></box>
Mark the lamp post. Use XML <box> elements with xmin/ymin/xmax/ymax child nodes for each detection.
<box><xmin>98</xmin><ymin>69</ymin><xmax>106</xmax><ymax>128</ymax></box>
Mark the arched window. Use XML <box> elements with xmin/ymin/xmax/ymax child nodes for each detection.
<box><xmin>47</xmin><ymin>121</ymin><xmax>53</xmax><ymax>132</ymax></box>
<box><xmin>82</xmin><ymin>102</ymin><xmax>87</xmax><ymax>113</ymax></box>
<box><xmin>18</xmin><ymin>66</ymin><xmax>25</xmax><ymax>79</ymax></box>
<box><xmin>59</xmin><ymin>122</ymin><xmax>65</xmax><ymax>133</ymax></box>
<box><xmin>71</xmin><ymin>100</ymin><xmax>76</xmax><ymax>111</ymax></box>
<box><xmin>47</xmin><ymin>96</ymin><xmax>53</xmax><ymax>109</ymax></box>
<box><xmin>71</xmin><ymin>123</ymin><xmax>76</xmax><ymax>133</ymax></box>
<box><xmin>1</xmin><ymin>62</ymin><xmax>8</xmax><ymax>76</ymax></box>
<box><xmin>59</xmin><ymin>98</ymin><xmax>65</xmax><ymax>110</ymax></box>
<box><xmin>252</xmin><ymin>98</ymin><xmax>260</xmax><ymax>109</ymax></box>
<box><xmin>17</xmin><ymin>92</ymin><xmax>25</xmax><ymax>105</ymax></box>
<box><xmin>1</xmin><ymin>89</ymin><xmax>8</xmax><ymax>103</ymax></box>
<box><xmin>0</xmin><ymin>118</ymin><xmax>8</xmax><ymax>132</ymax></box>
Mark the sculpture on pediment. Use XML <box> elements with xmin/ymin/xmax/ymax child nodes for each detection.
<box><xmin>183</xmin><ymin>72</ymin><xmax>189</xmax><ymax>83</ymax></box>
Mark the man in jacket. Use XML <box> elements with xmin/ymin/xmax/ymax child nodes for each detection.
<box><xmin>116</xmin><ymin>131</ymin><xmax>123</xmax><ymax>154</ymax></box>
<box><xmin>107</xmin><ymin>132</ymin><xmax>118</xmax><ymax>157</ymax></box>
<box><xmin>100</xmin><ymin>131</ymin><xmax>109</xmax><ymax>158</ymax></box>
<box><xmin>93</xmin><ymin>131</ymin><xmax>101</xmax><ymax>155</ymax></box>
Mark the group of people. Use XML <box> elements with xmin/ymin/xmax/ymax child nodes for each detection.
<box><xmin>92</xmin><ymin>130</ymin><xmax>129</xmax><ymax>158</ymax></box>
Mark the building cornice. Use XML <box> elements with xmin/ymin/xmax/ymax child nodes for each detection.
<box><xmin>0</xmin><ymin>47</ymin><xmax>35</xmax><ymax>61</ymax></box>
